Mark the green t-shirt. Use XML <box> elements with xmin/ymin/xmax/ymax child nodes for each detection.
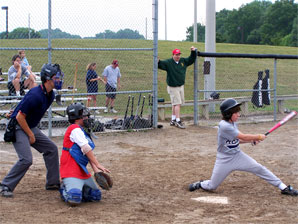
<box><xmin>158</xmin><ymin>50</ymin><xmax>196</xmax><ymax>87</ymax></box>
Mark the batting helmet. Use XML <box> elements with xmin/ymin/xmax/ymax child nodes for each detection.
<box><xmin>220</xmin><ymin>98</ymin><xmax>242</xmax><ymax>117</ymax></box>
<box><xmin>40</xmin><ymin>63</ymin><xmax>59</xmax><ymax>83</ymax></box>
<box><xmin>66</xmin><ymin>102</ymin><xmax>91</xmax><ymax>123</ymax></box>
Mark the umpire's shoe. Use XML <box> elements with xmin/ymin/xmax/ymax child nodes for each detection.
<box><xmin>0</xmin><ymin>184</ymin><xmax>13</xmax><ymax>197</ymax></box>
<box><xmin>189</xmin><ymin>181</ymin><xmax>201</xmax><ymax>192</ymax></box>
<box><xmin>281</xmin><ymin>185</ymin><xmax>298</xmax><ymax>196</ymax></box>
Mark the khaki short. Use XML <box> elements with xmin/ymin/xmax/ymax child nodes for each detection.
<box><xmin>167</xmin><ymin>85</ymin><xmax>185</xmax><ymax>105</ymax></box>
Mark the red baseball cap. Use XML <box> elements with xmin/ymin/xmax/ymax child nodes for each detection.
<box><xmin>172</xmin><ymin>49</ymin><xmax>181</xmax><ymax>55</ymax></box>
<box><xmin>112</xmin><ymin>60</ymin><xmax>119</xmax><ymax>67</ymax></box>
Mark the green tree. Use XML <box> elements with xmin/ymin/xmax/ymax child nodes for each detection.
<box><xmin>39</xmin><ymin>28</ymin><xmax>81</xmax><ymax>39</ymax></box>
<box><xmin>260</xmin><ymin>0</ymin><xmax>297</xmax><ymax>45</ymax></box>
<box><xmin>185</xmin><ymin>23</ymin><xmax>205</xmax><ymax>42</ymax></box>
<box><xmin>95</xmin><ymin>29</ymin><xmax>144</xmax><ymax>39</ymax></box>
<box><xmin>2</xmin><ymin>27</ymin><xmax>41</xmax><ymax>39</ymax></box>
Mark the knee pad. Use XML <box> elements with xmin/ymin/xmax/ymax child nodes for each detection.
<box><xmin>66</xmin><ymin>188</ymin><xmax>82</xmax><ymax>204</ymax></box>
<box><xmin>84</xmin><ymin>188</ymin><xmax>101</xmax><ymax>202</ymax></box>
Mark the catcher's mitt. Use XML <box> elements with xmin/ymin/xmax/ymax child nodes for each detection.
<box><xmin>94</xmin><ymin>172</ymin><xmax>113</xmax><ymax>190</ymax></box>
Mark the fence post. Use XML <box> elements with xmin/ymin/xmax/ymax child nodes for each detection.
<box><xmin>273</xmin><ymin>59</ymin><xmax>277</xmax><ymax>121</ymax></box>
<box><xmin>48</xmin><ymin>0</ymin><xmax>53</xmax><ymax>137</ymax></box>
<box><xmin>152</xmin><ymin>0</ymin><xmax>158</xmax><ymax>128</ymax></box>
<box><xmin>193</xmin><ymin>49</ymin><xmax>198</xmax><ymax>125</ymax></box>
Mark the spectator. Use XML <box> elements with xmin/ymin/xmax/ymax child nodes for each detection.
<box><xmin>0</xmin><ymin>63</ymin><xmax>61</xmax><ymax>198</ymax></box>
<box><xmin>85</xmin><ymin>63</ymin><xmax>105</xmax><ymax>108</ymax></box>
<box><xmin>18</xmin><ymin>50</ymin><xmax>32</xmax><ymax>72</ymax></box>
<box><xmin>102</xmin><ymin>60</ymin><xmax>121</xmax><ymax>113</ymax></box>
<box><xmin>7</xmin><ymin>54</ymin><xmax>37</xmax><ymax>96</ymax></box>
<box><xmin>158</xmin><ymin>47</ymin><xmax>197</xmax><ymax>129</ymax></box>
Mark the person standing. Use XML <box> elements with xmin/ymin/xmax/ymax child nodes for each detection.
<box><xmin>158</xmin><ymin>46</ymin><xmax>197</xmax><ymax>129</ymax></box>
<box><xmin>0</xmin><ymin>63</ymin><xmax>61</xmax><ymax>197</ymax></box>
<box><xmin>102</xmin><ymin>60</ymin><xmax>121</xmax><ymax>113</ymax></box>
<box><xmin>188</xmin><ymin>98</ymin><xmax>298</xmax><ymax>196</ymax></box>
<box><xmin>60</xmin><ymin>102</ymin><xmax>110</xmax><ymax>205</ymax></box>
<box><xmin>85</xmin><ymin>62</ymin><xmax>105</xmax><ymax>108</ymax></box>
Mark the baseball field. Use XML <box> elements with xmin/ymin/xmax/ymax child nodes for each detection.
<box><xmin>0</xmin><ymin>116</ymin><xmax>297</xmax><ymax>223</ymax></box>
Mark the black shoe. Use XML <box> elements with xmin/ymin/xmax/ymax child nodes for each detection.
<box><xmin>46</xmin><ymin>183</ymin><xmax>60</xmax><ymax>191</ymax></box>
<box><xmin>1</xmin><ymin>184</ymin><xmax>13</xmax><ymax>197</ymax></box>
<box><xmin>189</xmin><ymin>181</ymin><xmax>201</xmax><ymax>192</ymax></box>
<box><xmin>281</xmin><ymin>185</ymin><xmax>298</xmax><ymax>196</ymax></box>
<box><xmin>170</xmin><ymin>120</ymin><xmax>176</xmax><ymax>126</ymax></box>
<box><xmin>175</xmin><ymin>121</ymin><xmax>185</xmax><ymax>129</ymax></box>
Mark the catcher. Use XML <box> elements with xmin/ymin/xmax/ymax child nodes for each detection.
<box><xmin>59</xmin><ymin>102</ymin><xmax>113</xmax><ymax>205</ymax></box>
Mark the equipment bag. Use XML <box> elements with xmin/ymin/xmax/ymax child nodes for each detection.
<box><xmin>251</xmin><ymin>71</ymin><xmax>263</xmax><ymax>108</ymax></box>
<box><xmin>4</xmin><ymin>118</ymin><xmax>18</xmax><ymax>142</ymax></box>
<box><xmin>262</xmin><ymin>69</ymin><xmax>270</xmax><ymax>105</ymax></box>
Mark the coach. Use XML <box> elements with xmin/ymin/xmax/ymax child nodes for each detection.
<box><xmin>0</xmin><ymin>63</ymin><xmax>61</xmax><ymax>197</ymax></box>
<box><xmin>158</xmin><ymin>46</ymin><xmax>197</xmax><ymax>129</ymax></box>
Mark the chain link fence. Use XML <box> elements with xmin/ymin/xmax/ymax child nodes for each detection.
<box><xmin>0</xmin><ymin>0</ymin><xmax>158</xmax><ymax>136</ymax></box>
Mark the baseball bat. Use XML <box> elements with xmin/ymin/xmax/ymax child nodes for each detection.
<box><xmin>122</xmin><ymin>95</ymin><xmax>130</xmax><ymax>129</ymax></box>
<box><xmin>140</xmin><ymin>96</ymin><xmax>146</xmax><ymax>118</ymax></box>
<box><xmin>265</xmin><ymin>111</ymin><xmax>297</xmax><ymax>135</ymax></box>
<box><xmin>135</xmin><ymin>93</ymin><xmax>142</xmax><ymax>117</ymax></box>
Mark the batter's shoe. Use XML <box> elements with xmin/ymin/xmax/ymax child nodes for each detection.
<box><xmin>189</xmin><ymin>181</ymin><xmax>201</xmax><ymax>192</ymax></box>
<box><xmin>1</xmin><ymin>184</ymin><xmax>13</xmax><ymax>197</ymax></box>
<box><xmin>281</xmin><ymin>185</ymin><xmax>298</xmax><ymax>196</ymax></box>
<box><xmin>176</xmin><ymin>121</ymin><xmax>185</xmax><ymax>129</ymax></box>
<box><xmin>170</xmin><ymin>120</ymin><xmax>176</xmax><ymax>126</ymax></box>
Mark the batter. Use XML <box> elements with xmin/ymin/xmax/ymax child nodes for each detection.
<box><xmin>189</xmin><ymin>98</ymin><xmax>298</xmax><ymax>196</ymax></box>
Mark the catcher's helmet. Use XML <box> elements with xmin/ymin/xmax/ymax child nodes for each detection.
<box><xmin>66</xmin><ymin>102</ymin><xmax>90</xmax><ymax>122</ymax></box>
<box><xmin>40</xmin><ymin>63</ymin><xmax>59</xmax><ymax>83</ymax></box>
<box><xmin>220</xmin><ymin>98</ymin><xmax>242</xmax><ymax>115</ymax></box>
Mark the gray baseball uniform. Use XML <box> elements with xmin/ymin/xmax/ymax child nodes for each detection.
<box><xmin>200</xmin><ymin>120</ymin><xmax>282</xmax><ymax>190</ymax></box>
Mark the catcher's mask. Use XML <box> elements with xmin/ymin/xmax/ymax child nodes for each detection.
<box><xmin>220</xmin><ymin>98</ymin><xmax>242</xmax><ymax>121</ymax></box>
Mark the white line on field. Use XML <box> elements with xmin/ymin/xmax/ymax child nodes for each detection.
<box><xmin>191</xmin><ymin>196</ymin><xmax>229</xmax><ymax>204</ymax></box>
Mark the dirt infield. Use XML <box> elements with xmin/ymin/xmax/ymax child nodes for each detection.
<box><xmin>0</xmin><ymin>119</ymin><xmax>297</xmax><ymax>224</ymax></box>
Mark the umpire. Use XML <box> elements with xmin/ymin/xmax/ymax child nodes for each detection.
<box><xmin>0</xmin><ymin>64</ymin><xmax>61</xmax><ymax>197</ymax></box>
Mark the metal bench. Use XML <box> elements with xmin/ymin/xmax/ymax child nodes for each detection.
<box><xmin>157</xmin><ymin>95</ymin><xmax>298</xmax><ymax>120</ymax></box>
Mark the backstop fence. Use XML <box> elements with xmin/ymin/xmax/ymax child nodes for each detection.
<box><xmin>0</xmin><ymin>0</ymin><xmax>297</xmax><ymax>139</ymax></box>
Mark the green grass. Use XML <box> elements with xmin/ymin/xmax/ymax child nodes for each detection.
<box><xmin>0</xmin><ymin>39</ymin><xmax>297</xmax><ymax>117</ymax></box>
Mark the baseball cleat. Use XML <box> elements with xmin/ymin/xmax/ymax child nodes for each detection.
<box><xmin>189</xmin><ymin>181</ymin><xmax>201</xmax><ymax>192</ymax></box>
<box><xmin>281</xmin><ymin>185</ymin><xmax>298</xmax><ymax>196</ymax></box>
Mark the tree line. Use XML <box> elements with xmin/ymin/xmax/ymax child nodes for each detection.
<box><xmin>0</xmin><ymin>28</ymin><xmax>144</xmax><ymax>40</ymax></box>
<box><xmin>186</xmin><ymin>0</ymin><xmax>297</xmax><ymax>46</ymax></box>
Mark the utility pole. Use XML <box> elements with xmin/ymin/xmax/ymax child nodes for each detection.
<box><xmin>193</xmin><ymin>0</ymin><xmax>197</xmax><ymax>42</ymax></box>
<box><xmin>2</xmin><ymin>6</ymin><xmax>8</xmax><ymax>39</ymax></box>
<box><xmin>165</xmin><ymin>0</ymin><xmax>167</xmax><ymax>40</ymax></box>
<box><xmin>28</xmin><ymin>13</ymin><xmax>31</xmax><ymax>39</ymax></box>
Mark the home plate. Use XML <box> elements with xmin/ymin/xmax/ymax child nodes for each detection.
<box><xmin>191</xmin><ymin>196</ymin><xmax>229</xmax><ymax>204</ymax></box>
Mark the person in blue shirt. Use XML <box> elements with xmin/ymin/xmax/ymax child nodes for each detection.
<box><xmin>85</xmin><ymin>62</ymin><xmax>105</xmax><ymax>107</ymax></box>
<box><xmin>0</xmin><ymin>63</ymin><xmax>62</xmax><ymax>198</ymax></box>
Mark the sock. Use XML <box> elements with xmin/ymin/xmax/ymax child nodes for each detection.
<box><xmin>16</xmin><ymin>91</ymin><xmax>20</xmax><ymax>96</ymax></box>
<box><xmin>278</xmin><ymin>183</ymin><xmax>287</xmax><ymax>190</ymax></box>
<box><xmin>110</xmin><ymin>107</ymin><xmax>113</xmax><ymax>110</ymax></box>
<box><xmin>176</xmin><ymin>118</ymin><xmax>180</xmax><ymax>122</ymax></box>
<box><xmin>171</xmin><ymin>115</ymin><xmax>176</xmax><ymax>121</ymax></box>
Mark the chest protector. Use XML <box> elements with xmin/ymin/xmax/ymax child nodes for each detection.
<box><xmin>63</xmin><ymin>126</ymin><xmax>95</xmax><ymax>174</ymax></box>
